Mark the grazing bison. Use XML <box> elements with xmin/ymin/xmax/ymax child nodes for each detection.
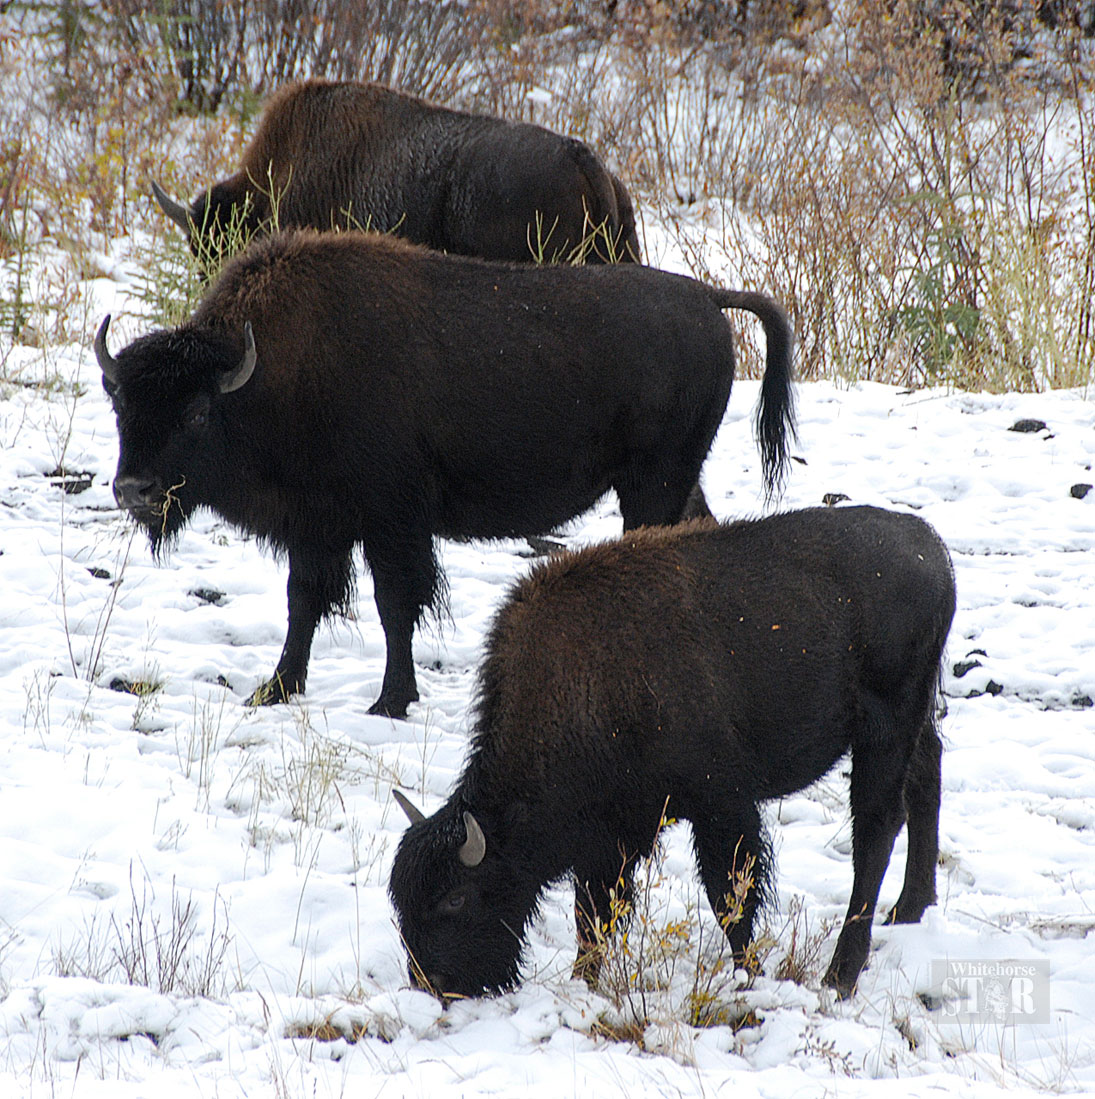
<box><xmin>389</xmin><ymin>506</ymin><xmax>956</xmax><ymax>999</ymax></box>
<box><xmin>95</xmin><ymin>229</ymin><xmax>794</xmax><ymax>718</ymax></box>
<box><xmin>153</xmin><ymin>78</ymin><xmax>641</xmax><ymax>265</ymax></box>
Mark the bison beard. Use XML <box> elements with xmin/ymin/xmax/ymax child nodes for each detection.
<box><xmin>153</xmin><ymin>78</ymin><xmax>642</xmax><ymax>266</ymax></box>
<box><xmin>388</xmin><ymin>507</ymin><xmax>956</xmax><ymax>999</ymax></box>
<box><xmin>96</xmin><ymin>229</ymin><xmax>795</xmax><ymax>718</ymax></box>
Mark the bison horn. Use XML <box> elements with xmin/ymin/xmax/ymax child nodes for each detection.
<box><xmin>458</xmin><ymin>811</ymin><xmax>486</xmax><ymax>867</ymax></box>
<box><xmin>151</xmin><ymin>179</ymin><xmax>192</xmax><ymax>233</ymax></box>
<box><xmin>219</xmin><ymin>322</ymin><xmax>257</xmax><ymax>394</ymax></box>
<box><xmin>94</xmin><ymin>315</ymin><xmax>119</xmax><ymax>386</ymax></box>
<box><xmin>392</xmin><ymin>788</ymin><xmax>426</xmax><ymax>826</ymax></box>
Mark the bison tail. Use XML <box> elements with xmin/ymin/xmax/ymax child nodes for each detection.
<box><xmin>710</xmin><ymin>288</ymin><xmax>797</xmax><ymax>502</ymax></box>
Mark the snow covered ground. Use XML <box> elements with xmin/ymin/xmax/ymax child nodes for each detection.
<box><xmin>0</xmin><ymin>242</ymin><xmax>1092</xmax><ymax>1097</ymax></box>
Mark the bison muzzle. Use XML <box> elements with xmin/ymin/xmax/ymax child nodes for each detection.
<box><xmin>389</xmin><ymin>506</ymin><xmax>956</xmax><ymax>998</ymax></box>
<box><xmin>96</xmin><ymin>229</ymin><xmax>795</xmax><ymax>718</ymax></box>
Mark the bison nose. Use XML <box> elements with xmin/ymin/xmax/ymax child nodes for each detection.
<box><xmin>113</xmin><ymin>474</ymin><xmax>159</xmax><ymax>511</ymax></box>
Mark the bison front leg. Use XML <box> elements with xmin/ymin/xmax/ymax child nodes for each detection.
<box><xmin>571</xmin><ymin>851</ymin><xmax>641</xmax><ymax>988</ymax></box>
<box><xmin>366</xmin><ymin>541</ymin><xmax>439</xmax><ymax>719</ymax></box>
<box><xmin>691</xmin><ymin>803</ymin><xmax>768</xmax><ymax>969</ymax></box>
<box><xmin>248</xmin><ymin>546</ymin><xmax>354</xmax><ymax>706</ymax></box>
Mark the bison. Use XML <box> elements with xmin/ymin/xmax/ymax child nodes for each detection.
<box><xmin>95</xmin><ymin>228</ymin><xmax>795</xmax><ymax>718</ymax></box>
<box><xmin>389</xmin><ymin>506</ymin><xmax>956</xmax><ymax>999</ymax></box>
<box><xmin>152</xmin><ymin>78</ymin><xmax>641</xmax><ymax>265</ymax></box>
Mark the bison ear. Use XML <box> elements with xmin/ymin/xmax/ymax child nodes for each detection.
<box><xmin>219</xmin><ymin>322</ymin><xmax>257</xmax><ymax>394</ymax></box>
<box><xmin>393</xmin><ymin>788</ymin><xmax>426</xmax><ymax>826</ymax></box>
<box><xmin>458</xmin><ymin>811</ymin><xmax>487</xmax><ymax>867</ymax></box>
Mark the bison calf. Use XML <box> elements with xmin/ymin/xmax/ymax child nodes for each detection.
<box><xmin>153</xmin><ymin>78</ymin><xmax>641</xmax><ymax>265</ymax></box>
<box><xmin>96</xmin><ymin>229</ymin><xmax>794</xmax><ymax>718</ymax></box>
<box><xmin>389</xmin><ymin>506</ymin><xmax>955</xmax><ymax>998</ymax></box>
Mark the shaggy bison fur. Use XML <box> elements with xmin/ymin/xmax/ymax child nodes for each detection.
<box><xmin>153</xmin><ymin>78</ymin><xmax>641</xmax><ymax>264</ymax></box>
<box><xmin>96</xmin><ymin>229</ymin><xmax>794</xmax><ymax>718</ymax></box>
<box><xmin>389</xmin><ymin>506</ymin><xmax>955</xmax><ymax>998</ymax></box>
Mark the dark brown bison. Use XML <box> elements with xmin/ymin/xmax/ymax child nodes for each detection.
<box><xmin>389</xmin><ymin>506</ymin><xmax>956</xmax><ymax>999</ymax></box>
<box><xmin>95</xmin><ymin>229</ymin><xmax>795</xmax><ymax>718</ymax></box>
<box><xmin>152</xmin><ymin>78</ymin><xmax>641</xmax><ymax>265</ymax></box>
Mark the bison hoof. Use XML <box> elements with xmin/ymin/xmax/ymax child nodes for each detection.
<box><xmin>246</xmin><ymin>675</ymin><xmax>298</xmax><ymax>707</ymax></box>
<box><xmin>821</xmin><ymin>957</ymin><xmax>861</xmax><ymax>1000</ymax></box>
<box><xmin>884</xmin><ymin>892</ymin><xmax>935</xmax><ymax>926</ymax></box>
<box><xmin>367</xmin><ymin>694</ymin><xmax>414</xmax><ymax>719</ymax></box>
<box><xmin>571</xmin><ymin>950</ymin><xmax>603</xmax><ymax>990</ymax></box>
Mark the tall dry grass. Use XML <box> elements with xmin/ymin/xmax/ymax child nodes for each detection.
<box><xmin>1</xmin><ymin>0</ymin><xmax>1092</xmax><ymax>390</ymax></box>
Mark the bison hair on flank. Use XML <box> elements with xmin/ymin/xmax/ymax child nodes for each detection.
<box><xmin>153</xmin><ymin>78</ymin><xmax>641</xmax><ymax>266</ymax></box>
<box><xmin>96</xmin><ymin>228</ymin><xmax>794</xmax><ymax>718</ymax></box>
<box><xmin>389</xmin><ymin>506</ymin><xmax>955</xmax><ymax>999</ymax></box>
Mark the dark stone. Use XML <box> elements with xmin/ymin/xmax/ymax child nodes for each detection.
<box><xmin>823</xmin><ymin>492</ymin><xmax>850</xmax><ymax>507</ymax></box>
<box><xmin>1009</xmin><ymin>419</ymin><xmax>1047</xmax><ymax>434</ymax></box>
<box><xmin>1070</xmin><ymin>483</ymin><xmax>1092</xmax><ymax>500</ymax></box>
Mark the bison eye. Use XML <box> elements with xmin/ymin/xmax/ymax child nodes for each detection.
<box><xmin>441</xmin><ymin>891</ymin><xmax>466</xmax><ymax>914</ymax></box>
<box><xmin>183</xmin><ymin>396</ymin><xmax>211</xmax><ymax>430</ymax></box>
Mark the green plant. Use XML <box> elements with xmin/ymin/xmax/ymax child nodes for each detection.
<box><xmin>893</xmin><ymin>193</ymin><xmax>983</xmax><ymax>383</ymax></box>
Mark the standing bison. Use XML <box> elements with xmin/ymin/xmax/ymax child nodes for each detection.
<box><xmin>389</xmin><ymin>506</ymin><xmax>956</xmax><ymax>998</ymax></box>
<box><xmin>152</xmin><ymin>78</ymin><xmax>641</xmax><ymax>265</ymax></box>
<box><xmin>96</xmin><ymin>229</ymin><xmax>794</xmax><ymax>718</ymax></box>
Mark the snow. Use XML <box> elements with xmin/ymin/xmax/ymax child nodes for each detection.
<box><xmin>0</xmin><ymin>234</ymin><xmax>1092</xmax><ymax>1096</ymax></box>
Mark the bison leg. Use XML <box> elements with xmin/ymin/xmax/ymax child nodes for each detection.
<box><xmin>886</xmin><ymin>717</ymin><xmax>942</xmax><ymax>925</ymax></box>
<box><xmin>571</xmin><ymin>850</ymin><xmax>641</xmax><ymax>987</ymax></box>
<box><xmin>249</xmin><ymin>545</ymin><xmax>355</xmax><ymax>706</ymax></box>
<box><xmin>366</xmin><ymin>541</ymin><xmax>439</xmax><ymax>719</ymax></box>
<box><xmin>691</xmin><ymin>803</ymin><xmax>768</xmax><ymax>966</ymax></box>
<box><xmin>824</xmin><ymin>710</ymin><xmax>915</xmax><ymax>996</ymax></box>
<box><xmin>615</xmin><ymin>461</ymin><xmax>706</xmax><ymax>530</ymax></box>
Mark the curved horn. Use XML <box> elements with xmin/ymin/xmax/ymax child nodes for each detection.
<box><xmin>458</xmin><ymin>811</ymin><xmax>486</xmax><ymax>867</ymax></box>
<box><xmin>151</xmin><ymin>179</ymin><xmax>192</xmax><ymax>233</ymax></box>
<box><xmin>219</xmin><ymin>322</ymin><xmax>257</xmax><ymax>394</ymax></box>
<box><xmin>392</xmin><ymin>789</ymin><xmax>426</xmax><ymax>826</ymax></box>
<box><xmin>94</xmin><ymin>315</ymin><xmax>119</xmax><ymax>386</ymax></box>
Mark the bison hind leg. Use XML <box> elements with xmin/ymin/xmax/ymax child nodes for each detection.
<box><xmin>615</xmin><ymin>460</ymin><xmax>709</xmax><ymax>531</ymax></box>
<box><xmin>886</xmin><ymin>714</ymin><xmax>943</xmax><ymax>925</ymax></box>
<box><xmin>824</xmin><ymin>690</ymin><xmax>930</xmax><ymax>997</ymax></box>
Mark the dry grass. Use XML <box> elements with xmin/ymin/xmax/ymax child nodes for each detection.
<box><xmin>1</xmin><ymin>2</ymin><xmax>1092</xmax><ymax>392</ymax></box>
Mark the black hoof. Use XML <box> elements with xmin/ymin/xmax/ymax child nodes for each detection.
<box><xmin>368</xmin><ymin>694</ymin><xmax>413</xmax><ymax>719</ymax></box>
<box><xmin>246</xmin><ymin>674</ymin><xmax>298</xmax><ymax>707</ymax></box>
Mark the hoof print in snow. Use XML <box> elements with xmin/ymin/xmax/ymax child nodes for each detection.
<box><xmin>953</xmin><ymin>649</ymin><xmax>987</xmax><ymax>678</ymax></box>
<box><xmin>47</xmin><ymin>467</ymin><xmax>95</xmax><ymax>494</ymax></box>
<box><xmin>1070</xmin><ymin>483</ymin><xmax>1092</xmax><ymax>500</ymax></box>
<box><xmin>519</xmin><ymin>535</ymin><xmax>568</xmax><ymax>557</ymax></box>
<box><xmin>109</xmin><ymin>676</ymin><xmax>161</xmax><ymax>697</ymax></box>
<box><xmin>967</xmin><ymin>679</ymin><xmax>1004</xmax><ymax>698</ymax></box>
<box><xmin>190</xmin><ymin>587</ymin><xmax>226</xmax><ymax>605</ymax></box>
<box><xmin>823</xmin><ymin>492</ymin><xmax>850</xmax><ymax>507</ymax></box>
<box><xmin>1008</xmin><ymin>418</ymin><xmax>1048</xmax><ymax>434</ymax></box>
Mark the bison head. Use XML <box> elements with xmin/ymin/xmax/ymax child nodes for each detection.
<box><xmin>388</xmin><ymin>792</ymin><xmax>538</xmax><ymax>1000</ymax></box>
<box><xmin>152</xmin><ymin>180</ymin><xmax>263</xmax><ymax>269</ymax></box>
<box><xmin>96</xmin><ymin>315</ymin><xmax>256</xmax><ymax>548</ymax></box>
